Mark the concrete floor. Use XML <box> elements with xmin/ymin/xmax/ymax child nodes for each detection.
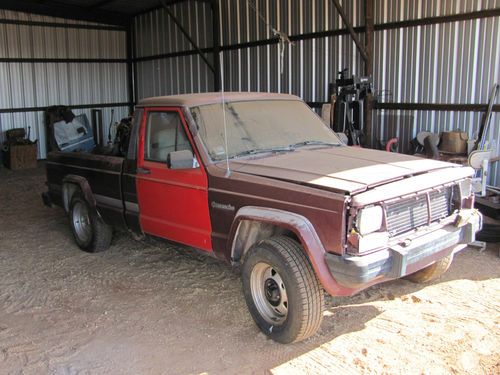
<box><xmin>0</xmin><ymin>163</ymin><xmax>499</xmax><ymax>375</ymax></box>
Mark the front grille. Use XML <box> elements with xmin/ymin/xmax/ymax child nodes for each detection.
<box><xmin>430</xmin><ymin>189</ymin><xmax>452</xmax><ymax>221</ymax></box>
<box><xmin>386</xmin><ymin>188</ymin><xmax>452</xmax><ymax>237</ymax></box>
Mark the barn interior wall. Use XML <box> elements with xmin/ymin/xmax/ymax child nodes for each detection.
<box><xmin>0</xmin><ymin>10</ymin><xmax>129</xmax><ymax>159</ymax></box>
<box><xmin>134</xmin><ymin>0</ymin><xmax>499</xmax><ymax>186</ymax></box>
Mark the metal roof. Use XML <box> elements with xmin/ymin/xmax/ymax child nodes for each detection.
<box><xmin>0</xmin><ymin>0</ymin><xmax>193</xmax><ymax>27</ymax></box>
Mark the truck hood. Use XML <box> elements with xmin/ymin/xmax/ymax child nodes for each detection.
<box><xmin>227</xmin><ymin>146</ymin><xmax>461</xmax><ymax>194</ymax></box>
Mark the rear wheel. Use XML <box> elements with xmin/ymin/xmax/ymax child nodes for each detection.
<box><xmin>404</xmin><ymin>254</ymin><xmax>453</xmax><ymax>283</ymax></box>
<box><xmin>69</xmin><ymin>192</ymin><xmax>112</xmax><ymax>252</ymax></box>
<box><xmin>242</xmin><ymin>236</ymin><xmax>324</xmax><ymax>343</ymax></box>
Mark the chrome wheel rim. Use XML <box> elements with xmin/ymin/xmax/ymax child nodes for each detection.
<box><xmin>72</xmin><ymin>202</ymin><xmax>92</xmax><ymax>244</ymax></box>
<box><xmin>250</xmin><ymin>262</ymin><xmax>288</xmax><ymax>324</ymax></box>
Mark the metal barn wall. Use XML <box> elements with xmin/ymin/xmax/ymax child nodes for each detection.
<box><xmin>0</xmin><ymin>10</ymin><xmax>129</xmax><ymax>159</ymax></box>
<box><xmin>372</xmin><ymin>0</ymin><xmax>500</xmax><ymax>186</ymax></box>
<box><xmin>134</xmin><ymin>0</ymin><xmax>500</xmax><ymax>185</ymax></box>
<box><xmin>219</xmin><ymin>0</ymin><xmax>365</xmax><ymax>99</ymax></box>
<box><xmin>134</xmin><ymin>1</ymin><xmax>214</xmax><ymax>99</ymax></box>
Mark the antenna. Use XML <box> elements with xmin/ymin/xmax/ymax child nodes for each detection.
<box><xmin>220</xmin><ymin>51</ymin><xmax>231</xmax><ymax>177</ymax></box>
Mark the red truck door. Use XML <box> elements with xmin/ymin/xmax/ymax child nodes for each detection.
<box><xmin>135</xmin><ymin>107</ymin><xmax>212</xmax><ymax>252</ymax></box>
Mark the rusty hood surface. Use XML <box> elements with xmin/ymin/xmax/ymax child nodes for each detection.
<box><xmin>225</xmin><ymin>146</ymin><xmax>461</xmax><ymax>194</ymax></box>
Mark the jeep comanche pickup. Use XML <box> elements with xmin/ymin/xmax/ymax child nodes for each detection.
<box><xmin>43</xmin><ymin>92</ymin><xmax>482</xmax><ymax>343</ymax></box>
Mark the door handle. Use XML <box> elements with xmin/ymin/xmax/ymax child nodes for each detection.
<box><xmin>137</xmin><ymin>167</ymin><xmax>151</xmax><ymax>175</ymax></box>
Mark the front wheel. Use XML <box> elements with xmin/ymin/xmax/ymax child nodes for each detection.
<box><xmin>242</xmin><ymin>236</ymin><xmax>324</xmax><ymax>343</ymax></box>
<box><xmin>69</xmin><ymin>192</ymin><xmax>113</xmax><ymax>253</ymax></box>
<box><xmin>404</xmin><ymin>254</ymin><xmax>454</xmax><ymax>283</ymax></box>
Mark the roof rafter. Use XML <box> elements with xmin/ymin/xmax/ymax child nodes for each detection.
<box><xmin>0</xmin><ymin>0</ymin><xmax>131</xmax><ymax>27</ymax></box>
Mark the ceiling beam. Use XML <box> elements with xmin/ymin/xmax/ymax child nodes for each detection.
<box><xmin>330</xmin><ymin>0</ymin><xmax>368</xmax><ymax>61</ymax></box>
<box><xmin>87</xmin><ymin>0</ymin><xmax>116</xmax><ymax>10</ymax></box>
<box><xmin>0</xmin><ymin>0</ymin><xmax>131</xmax><ymax>27</ymax></box>
<box><xmin>134</xmin><ymin>0</ymin><xmax>209</xmax><ymax>18</ymax></box>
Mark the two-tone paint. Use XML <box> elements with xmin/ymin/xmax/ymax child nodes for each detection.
<box><xmin>44</xmin><ymin>93</ymin><xmax>479</xmax><ymax>298</ymax></box>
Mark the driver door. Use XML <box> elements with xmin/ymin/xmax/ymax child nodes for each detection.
<box><xmin>136</xmin><ymin>107</ymin><xmax>212</xmax><ymax>252</ymax></box>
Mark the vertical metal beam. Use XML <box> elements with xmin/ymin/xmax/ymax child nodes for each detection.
<box><xmin>364</xmin><ymin>0</ymin><xmax>374</xmax><ymax>147</ymax></box>
<box><xmin>364</xmin><ymin>0</ymin><xmax>374</xmax><ymax>76</ymax></box>
<box><xmin>126</xmin><ymin>23</ymin><xmax>135</xmax><ymax>114</ymax></box>
<box><xmin>211</xmin><ymin>0</ymin><xmax>221</xmax><ymax>91</ymax></box>
<box><xmin>330</xmin><ymin>0</ymin><xmax>368</xmax><ymax>61</ymax></box>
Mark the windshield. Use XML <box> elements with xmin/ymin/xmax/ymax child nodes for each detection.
<box><xmin>190</xmin><ymin>100</ymin><xmax>343</xmax><ymax>160</ymax></box>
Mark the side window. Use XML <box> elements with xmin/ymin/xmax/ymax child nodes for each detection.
<box><xmin>145</xmin><ymin>111</ymin><xmax>192</xmax><ymax>162</ymax></box>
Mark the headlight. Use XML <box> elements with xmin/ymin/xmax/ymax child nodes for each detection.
<box><xmin>355</xmin><ymin>205</ymin><xmax>383</xmax><ymax>235</ymax></box>
<box><xmin>458</xmin><ymin>179</ymin><xmax>472</xmax><ymax>199</ymax></box>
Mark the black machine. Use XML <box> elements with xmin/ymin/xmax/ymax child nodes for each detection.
<box><xmin>329</xmin><ymin>69</ymin><xmax>372</xmax><ymax>146</ymax></box>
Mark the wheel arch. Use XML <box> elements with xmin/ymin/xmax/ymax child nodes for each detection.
<box><xmin>228</xmin><ymin>206</ymin><xmax>356</xmax><ymax>296</ymax></box>
<box><xmin>62</xmin><ymin>175</ymin><xmax>96</xmax><ymax>212</ymax></box>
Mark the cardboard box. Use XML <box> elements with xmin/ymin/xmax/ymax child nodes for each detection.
<box><xmin>2</xmin><ymin>143</ymin><xmax>38</xmax><ymax>170</ymax></box>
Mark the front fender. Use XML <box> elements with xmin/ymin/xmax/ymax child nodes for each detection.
<box><xmin>228</xmin><ymin>206</ymin><xmax>357</xmax><ymax>296</ymax></box>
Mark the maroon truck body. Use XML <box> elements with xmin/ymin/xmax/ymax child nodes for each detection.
<box><xmin>45</xmin><ymin>92</ymin><xmax>482</xmax><ymax>342</ymax></box>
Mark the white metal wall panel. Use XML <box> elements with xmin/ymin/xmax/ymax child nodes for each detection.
<box><xmin>373</xmin><ymin>19</ymin><xmax>500</xmax><ymax>104</ymax></box>
<box><xmin>219</xmin><ymin>32</ymin><xmax>365</xmax><ymax>102</ymax></box>
<box><xmin>133</xmin><ymin>0</ymin><xmax>500</xmax><ymax>185</ymax></box>
<box><xmin>134</xmin><ymin>1</ymin><xmax>213</xmax><ymax>58</ymax></box>
<box><xmin>136</xmin><ymin>55</ymin><xmax>214</xmax><ymax>99</ymax></box>
<box><xmin>0</xmin><ymin>24</ymin><xmax>126</xmax><ymax>59</ymax></box>
<box><xmin>0</xmin><ymin>11</ymin><xmax>128</xmax><ymax>159</ymax></box>
<box><xmin>134</xmin><ymin>0</ymin><xmax>215</xmax><ymax>99</ymax></box>
<box><xmin>0</xmin><ymin>62</ymin><xmax>127</xmax><ymax>109</ymax></box>
<box><xmin>219</xmin><ymin>0</ymin><xmax>364</xmax><ymax>46</ymax></box>
<box><xmin>372</xmin><ymin>13</ymin><xmax>500</xmax><ymax>186</ymax></box>
<box><xmin>374</xmin><ymin>0</ymin><xmax>500</xmax><ymax>24</ymax></box>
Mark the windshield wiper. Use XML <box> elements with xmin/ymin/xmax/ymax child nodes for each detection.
<box><xmin>231</xmin><ymin>146</ymin><xmax>295</xmax><ymax>159</ymax></box>
<box><xmin>289</xmin><ymin>140</ymin><xmax>342</xmax><ymax>148</ymax></box>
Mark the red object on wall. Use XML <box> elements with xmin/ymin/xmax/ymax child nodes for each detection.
<box><xmin>386</xmin><ymin>138</ymin><xmax>398</xmax><ymax>152</ymax></box>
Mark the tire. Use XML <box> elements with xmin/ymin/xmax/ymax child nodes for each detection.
<box><xmin>404</xmin><ymin>254</ymin><xmax>453</xmax><ymax>283</ymax></box>
<box><xmin>69</xmin><ymin>192</ymin><xmax>112</xmax><ymax>253</ymax></box>
<box><xmin>477</xmin><ymin>224</ymin><xmax>500</xmax><ymax>243</ymax></box>
<box><xmin>242</xmin><ymin>236</ymin><xmax>324</xmax><ymax>343</ymax></box>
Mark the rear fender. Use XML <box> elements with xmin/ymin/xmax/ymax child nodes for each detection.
<box><xmin>62</xmin><ymin>175</ymin><xmax>96</xmax><ymax>212</ymax></box>
<box><xmin>229</xmin><ymin>206</ymin><xmax>357</xmax><ymax>296</ymax></box>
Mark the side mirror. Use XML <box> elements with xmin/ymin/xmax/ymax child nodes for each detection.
<box><xmin>167</xmin><ymin>149</ymin><xmax>197</xmax><ymax>169</ymax></box>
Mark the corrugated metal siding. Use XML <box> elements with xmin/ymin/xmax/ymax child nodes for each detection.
<box><xmin>372</xmin><ymin>4</ymin><xmax>500</xmax><ymax>186</ymax></box>
<box><xmin>134</xmin><ymin>1</ymin><xmax>215</xmax><ymax>99</ymax></box>
<box><xmin>0</xmin><ymin>11</ymin><xmax>128</xmax><ymax>159</ymax></box>
<box><xmin>133</xmin><ymin>0</ymin><xmax>500</xmax><ymax>185</ymax></box>
<box><xmin>374</xmin><ymin>0</ymin><xmax>500</xmax><ymax>23</ymax></box>
<box><xmin>219</xmin><ymin>0</ymin><xmax>364</xmax><ymax>46</ymax></box>
<box><xmin>220</xmin><ymin>33</ymin><xmax>365</xmax><ymax>101</ymax></box>
<box><xmin>136</xmin><ymin>55</ymin><xmax>214</xmax><ymax>99</ymax></box>
<box><xmin>134</xmin><ymin>2</ymin><xmax>213</xmax><ymax>58</ymax></box>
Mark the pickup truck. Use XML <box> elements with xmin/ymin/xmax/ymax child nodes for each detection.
<box><xmin>43</xmin><ymin>92</ymin><xmax>482</xmax><ymax>343</ymax></box>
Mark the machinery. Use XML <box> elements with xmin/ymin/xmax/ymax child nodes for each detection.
<box><xmin>330</xmin><ymin>69</ymin><xmax>372</xmax><ymax>146</ymax></box>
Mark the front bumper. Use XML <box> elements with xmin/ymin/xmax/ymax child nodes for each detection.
<box><xmin>325</xmin><ymin>210</ymin><xmax>482</xmax><ymax>289</ymax></box>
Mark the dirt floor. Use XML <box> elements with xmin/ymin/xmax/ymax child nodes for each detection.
<box><xmin>0</xmin><ymin>163</ymin><xmax>499</xmax><ymax>375</ymax></box>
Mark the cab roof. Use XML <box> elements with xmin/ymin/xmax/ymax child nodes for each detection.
<box><xmin>136</xmin><ymin>92</ymin><xmax>301</xmax><ymax>108</ymax></box>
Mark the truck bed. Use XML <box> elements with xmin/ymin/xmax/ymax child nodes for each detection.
<box><xmin>46</xmin><ymin>151</ymin><xmax>127</xmax><ymax>229</ymax></box>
